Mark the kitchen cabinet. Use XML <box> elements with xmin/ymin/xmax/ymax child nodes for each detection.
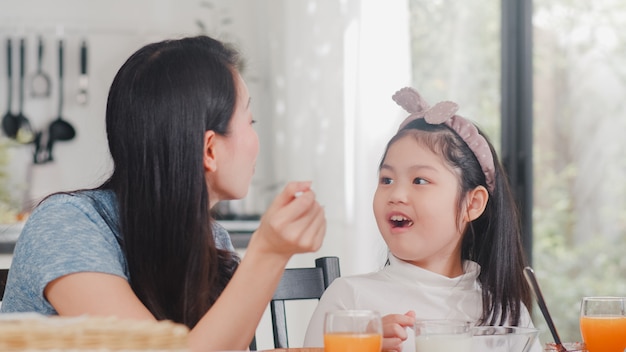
<box><xmin>217</xmin><ymin>219</ymin><xmax>259</xmax><ymax>249</ymax></box>
<box><xmin>0</xmin><ymin>222</ymin><xmax>22</xmax><ymax>254</ymax></box>
<box><xmin>0</xmin><ymin>219</ymin><xmax>258</xmax><ymax>256</ymax></box>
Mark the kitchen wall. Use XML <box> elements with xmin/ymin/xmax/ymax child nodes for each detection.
<box><xmin>1</xmin><ymin>0</ymin><xmax>411</xmax><ymax>348</ymax></box>
<box><xmin>0</xmin><ymin>0</ymin><xmax>275</xmax><ymax>210</ymax></box>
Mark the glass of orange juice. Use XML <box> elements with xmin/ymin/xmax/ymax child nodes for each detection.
<box><xmin>324</xmin><ymin>310</ymin><xmax>382</xmax><ymax>352</ymax></box>
<box><xmin>580</xmin><ymin>296</ymin><xmax>626</xmax><ymax>352</ymax></box>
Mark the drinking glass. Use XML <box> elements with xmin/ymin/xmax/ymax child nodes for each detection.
<box><xmin>414</xmin><ymin>319</ymin><xmax>472</xmax><ymax>352</ymax></box>
<box><xmin>580</xmin><ymin>297</ymin><xmax>626</xmax><ymax>352</ymax></box>
<box><xmin>324</xmin><ymin>310</ymin><xmax>382</xmax><ymax>352</ymax></box>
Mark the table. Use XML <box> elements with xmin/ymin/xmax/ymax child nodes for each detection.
<box><xmin>262</xmin><ymin>349</ymin><xmax>323</xmax><ymax>352</ymax></box>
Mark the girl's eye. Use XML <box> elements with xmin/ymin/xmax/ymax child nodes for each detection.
<box><xmin>380</xmin><ymin>177</ymin><xmax>393</xmax><ymax>185</ymax></box>
<box><xmin>413</xmin><ymin>177</ymin><xmax>428</xmax><ymax>185</ymax></box>
<box><xmin>251</xmin><ymin>120</ymin><xmax>257</xmax><ymax>125</ymax></box>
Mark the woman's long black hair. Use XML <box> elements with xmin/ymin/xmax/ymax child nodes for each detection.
<box><xmin>380</xmin><ymin>118</ymin><xmax>531</xmax><ymax>326</ymax></box>
<box><xmin>99</xmin><ymin>36</ymin><xmax>240</xmax><ymax>328</ymax></box>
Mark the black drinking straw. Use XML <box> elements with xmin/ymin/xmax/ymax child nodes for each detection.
<box><xmin>523</xmin><ymin>267</ymin><xmax>568</xmax><ymax>352</ymax></box>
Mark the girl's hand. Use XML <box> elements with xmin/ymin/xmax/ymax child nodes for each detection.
<box><xmin>381</xmin><ymin>311</ymin><xmax>416</xmax><ymax>352</ymax></box>
<box><xmin>248</xmin><ymin>181</ymin><xmax>326</xmax><ymax>259</ymax></box>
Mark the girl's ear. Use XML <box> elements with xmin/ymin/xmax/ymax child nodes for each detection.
<box><xmin>465</xmin><ymin>185</ymin><xmax>489</xmax><ymax>221</ymax></box>
<box><xmin>203</xmin><ymin>130</ymin><xmax>217</xmax><ymax>172</ymax></box>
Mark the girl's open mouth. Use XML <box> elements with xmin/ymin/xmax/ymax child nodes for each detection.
<box><xmin>389</xmin><ymin>214</ymin><xmax>414</xmax><ymax>228</ymax></box>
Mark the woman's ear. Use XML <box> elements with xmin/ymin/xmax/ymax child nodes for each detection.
<box><xmin>465</xmin><ymin>185</ymin><xmax>489</xmax><ymax>222</ymax></box>
<box><xmin>203</xmin><ymin>130</ymin><xmax>217</xmax><ymax>172</ymax></box>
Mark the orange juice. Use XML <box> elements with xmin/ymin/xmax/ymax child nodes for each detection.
<box><xmin>324</xmin><ymin>332</ymin><xmax>382</xmax><ymax>352</ymax></box>
<box><xmin>580</xmin><ymin>316</ymin><xmax>626</xmax><ymax>352</ymax></box>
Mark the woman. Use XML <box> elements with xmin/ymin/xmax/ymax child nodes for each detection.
<box><xmin>1</xmin><ymin>35</ymin><xmax>326</xmax><ymax>352</ymax></box>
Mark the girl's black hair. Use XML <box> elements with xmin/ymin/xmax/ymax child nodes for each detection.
<box><xmin>98</xmin><ymin>35</ymin><xmax>241</xmax><ymax>328</ymax></box>
<box><xmin>380</xmin><ymin>118</ymin><xmax>531</xmax><ymax>326</ymax></box>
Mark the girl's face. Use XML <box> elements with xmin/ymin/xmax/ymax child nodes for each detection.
<box><xmin>373</xmin><ymin>134</ymin><xmax>467</xmax><ymax>277</ymax></box>
<box><xmin>208</xmin><ymin>72</ymin><xmax>259</xmax><ymax>204</ymax></box>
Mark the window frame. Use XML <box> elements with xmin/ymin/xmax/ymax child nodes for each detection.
<box><xmin>501</xmin><ymin>0</ymin><xmax>534</xmax><ymax>264</ymax></box>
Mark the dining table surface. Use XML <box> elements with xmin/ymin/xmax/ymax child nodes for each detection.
<box><xmin>261</xmin><ymin>348</ymin><xmax>323</xmax><ymax>352</ymax></box>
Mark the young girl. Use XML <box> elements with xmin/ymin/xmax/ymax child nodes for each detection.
<box><xmin>1</xmin><ymin>36</ymin><xmax>326</xmax><ymax>352</ymax></box>
<box><xmin>303</xmin><ymin>87</ymin><xmax>541</xmax><ymax>352</ymax></box>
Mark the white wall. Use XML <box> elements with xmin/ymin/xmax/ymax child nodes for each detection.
<box><xmin>1</xmin><ymin>0</ymin><xmax>208</xmax><ymax>207</ymax></box>
<box><xmin>1</xmin><ymin>0</ymin><xmax>411</xmax><ymax>348</ymax></box>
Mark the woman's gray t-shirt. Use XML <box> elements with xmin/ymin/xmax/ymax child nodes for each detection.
<box><xmin>0</xmin><ymin>189</ymin><xmax>235</xmax><ymax>314</ymax></box>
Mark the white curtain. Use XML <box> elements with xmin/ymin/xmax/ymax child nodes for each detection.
<box><xmin>242</xmin><ymin>0</ymin><xmax>412</xmax><ymax>276</ymax></box>
<box><xmin>239</xmin><ymin>0</ymin><xmax>412</xmax><ymax>347</ymax></box>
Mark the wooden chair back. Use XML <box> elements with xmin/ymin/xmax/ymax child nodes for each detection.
<box><xmin>267</xmin><ymin>256</ymin><xmax>340</xmax><ymax>349</ymax></box>
<box><xmin>0</xmin><ymin>268</ymin><xmax>9</xmax><ymax>301</ymax></box>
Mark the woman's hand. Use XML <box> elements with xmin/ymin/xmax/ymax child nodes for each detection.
<box><xmin>248</xmin><ymin>181</ymin><xmax>326</xmax><ymax>259</ymax></box>
<box><xmin>381</xmin><ymin>311</ymin><xmax>416</xmax><ymax>352</ymax></box>
<box><xmin>189</xmin><ymin>181</ymin><xmax>325</xmax><ymax>351</ymax></box>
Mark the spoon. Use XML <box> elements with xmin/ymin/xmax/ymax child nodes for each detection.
<box><xmin>1</xmin><ymin>38</ymin><xmax>19</xmax><ymax>138</ymax></box>
<box><xmin>523</xmin><ymin>266</ymin><xmax>568</xmax><ymax>352</ymax></box>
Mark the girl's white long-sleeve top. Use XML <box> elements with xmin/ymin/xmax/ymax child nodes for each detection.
<box><xmin>303</xmin><ymin>254</ymin><xmax>542</xmax><ymax>352</ymax></box>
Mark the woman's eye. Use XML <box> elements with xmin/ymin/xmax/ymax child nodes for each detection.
<box><xmin>413</xmin><ymin>177</ymin><xmax>428</xmax><ymax>185</ymax></box>
<box><xmin>251</xmin><ymin>119</ymin><xmax>257</xmax><ymax>125</ymax></box>
<box><xmin>380</xmin><ymin>177</ymin><xmax>393</xmax><ymax>185</ymax></box>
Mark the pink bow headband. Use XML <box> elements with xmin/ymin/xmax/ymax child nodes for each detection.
<box><xmin>392</xmin><ymin>87</ymin><xmax>495</xmax><ymax>193</ymax></box>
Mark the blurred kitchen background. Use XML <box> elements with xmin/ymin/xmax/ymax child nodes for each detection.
<box><xmin>0</xmin><ymin>0</ymin><xmax>410</xmax><ymax>258</ymax></box>
<box><xmin>0</xmin><ymin>0</ymin><xmax>409</xmax><ymax>348</ymax></box>
<box><xmin>3</xmin><ymin>0</ymin><xmax>626</xmax><ymax>348</ymax></box>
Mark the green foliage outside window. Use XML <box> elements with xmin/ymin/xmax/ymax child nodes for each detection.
<box><xmin>410</xmin><ymin>0</ymin><xmax>626</xmax><ymax>345</ymax></box>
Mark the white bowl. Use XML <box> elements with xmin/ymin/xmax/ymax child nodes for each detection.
<box><xmin>471</xmin><ymin>326</ymin><xmax>539</xmax><ymax>352</ymax></box>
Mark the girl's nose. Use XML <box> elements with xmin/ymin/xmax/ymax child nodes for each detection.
<box><xmin>388</xmin><ymin>184</ymin><xmax>408</xmax><ymax>204</ymax></box>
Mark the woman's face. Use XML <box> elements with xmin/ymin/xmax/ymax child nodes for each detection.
<box><xmin>207</xmin><ymin>72</ymin><xmax>260</xmax><ymax>204</ymax></box>
<box><xmin>373</xmin><ymin>134</ymin><xmax>467</xmax><ymax>277</ymax></box>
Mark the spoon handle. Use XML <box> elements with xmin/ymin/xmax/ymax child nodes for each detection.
<box><xmin>6</xmin><ymin>39</ymin><xmax>12</xmax><ymax>107</ymax></box>
<box><xmin>6</xmin><ymin>38</ymin><xmax>11</xmax><ymax>79</ymax></box>
<box><xmin>523</xmin><ymin>267</ymin><xmax>567</xmax><ymax>352</ymax></box>
<box><xmin>58</xmin><ymin>39</ymin><xmax>64</xmax><ymax>118</ymax></box>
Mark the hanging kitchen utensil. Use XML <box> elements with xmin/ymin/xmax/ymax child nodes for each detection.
<box><xmin>1</xmin><ymin>38</ymin><xmax>19</xmax><ymax>138</ymax></box>
<box><xmin>45</xmin><ymin>38</ymin><xmax>75</xmax><ymax>162</ymax></box>
<box><xmin>30</xmin><ymin>36</ymin><xmax>51</xmax><ymax>98</ymax></box>
<box><xmin>76</xmin><ymin>39</ymin><xmax>88</xmax><ymax>105</ymax></box>
<box><xmin>32</xmin><ymin>131</ymin><xmax>46</xmax><ymax>164</ymax></box>
<box><xmin>14</xmin><ymin>38</ymin><xmax>35</xmax><ymax>144</ymax></box>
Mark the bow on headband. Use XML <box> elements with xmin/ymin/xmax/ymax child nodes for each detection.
<box><xmin>392</xmin><ymin>87</ymin><xmax>496</xmax><ymax>193</ymax></box>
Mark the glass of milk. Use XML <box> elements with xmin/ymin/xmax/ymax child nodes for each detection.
<box><xmin>414</xmin><ymin>320</ymin><xmax>472</xmax><ymax>352</ymax></box>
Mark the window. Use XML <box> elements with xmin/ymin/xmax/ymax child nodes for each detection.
<box><xmin>408</xmin><ymin>0</ymin><xmax>501</xmax><ymax>145</ymax></box>
<box><xmin>410</xmin><ymin>0</ymin><xmax>626</xmax><ymax>343</ymax></box>
<box><xmin>533</xmin><ymin>0</ymin><xmax>626</xmax><ymax>342</ymax></box>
